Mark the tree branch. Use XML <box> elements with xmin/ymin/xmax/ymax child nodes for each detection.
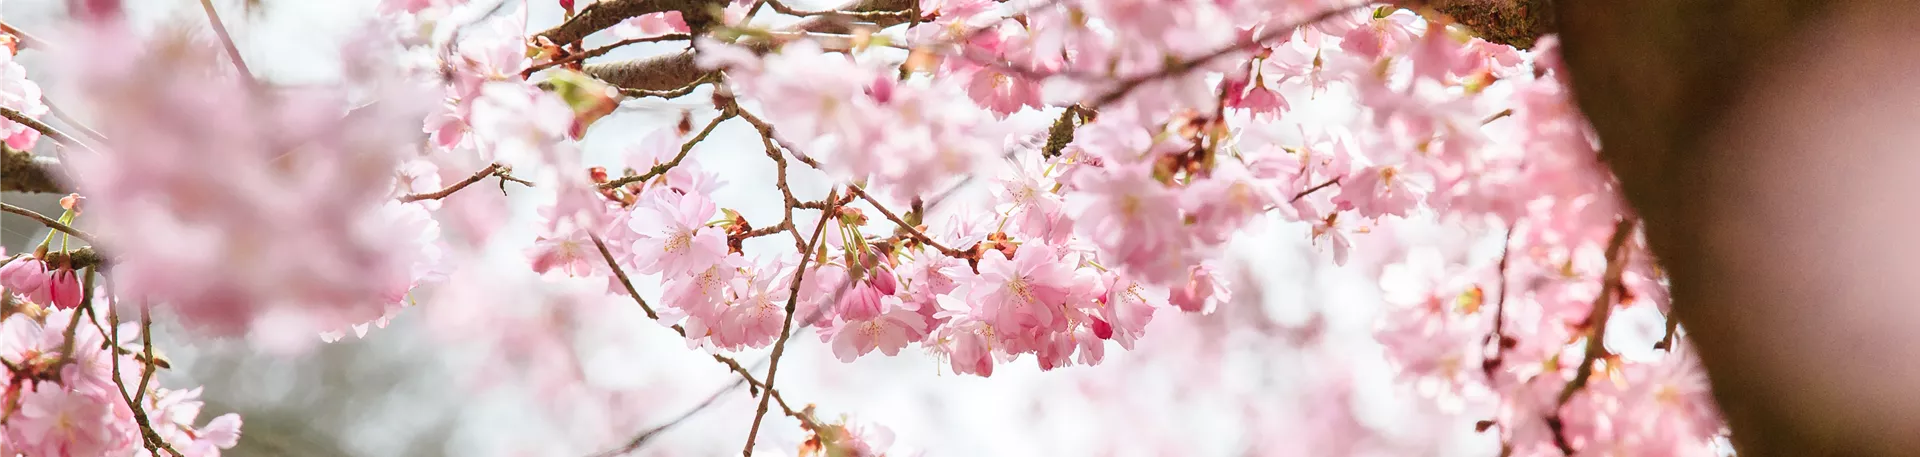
<box><xmin>602</xmin><ymin>110</ymin><xmax>735</xmax><ymax>190</ymax></box>
<box><xmin>2</xmin><ymin>145</ymin><xmax>64</xmax><ymax>193</ymax></box>
<box><xmin>578</xmin><ymin>0</ymin><xmax>911</xmax><ymax>92</ymax></box>
<box><xmin>198</xmin><ymin>0</ymin><xmax>255</xmax><ymax>82</ymax></box>
<box><xmin>0</xmin><ymin>202</ymin><xmax>95</xmax><ymax>243</ymax></box>
<box><xmin>846</xmin><ymin>184</ymin><xmax>967</xmax><ymax>259</ymax></box>
<box><xmin>398</xmin><ymin>163</ymin><xmax>533</xmax><ymax>202</ymax></box>
<box><xmin>1428</xmin><ymin>0</ymin><xmax>1556</xmax><ymax>49</ymax></box>
<box><xmin>1548</xmin><ymin>217</ymin><xmax>1636</xmax><ymax>455</ymax></box>
<box><xmin>1</xmin><ymin>106</ymin><xmax>86</xmax><ymax>150</ymax></box>
<box><xmin>536</xmin><ymin>0</ymin><xmax>717</xmax><ymax>46</ymax></box>
<box><xmin>743</xmin><ymin>187</ymin><xmax>837</xmax><ymax>457</ymax></box>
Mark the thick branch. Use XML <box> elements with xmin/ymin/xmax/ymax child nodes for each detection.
<box><xmin>536</xmin><ymin>0</ymin><xmax>716</xmax><ymax>46</ymax></box>
<box><xmin>2</xmin><ymin>146</ymin><xmax>64</xmax><ymax>193</ymax></box>
<box><xmin>580</xmin><ymin>0</ymin><xmax>912</xmax><ymax>92</ymax></box>
<box><xmin>1429</xmin><ymin>0</ymin><xmax>1556</xmax><ymax>49</ymax></box>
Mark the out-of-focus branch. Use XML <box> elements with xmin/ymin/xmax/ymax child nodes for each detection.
<box><xmin>198</xmin><ymin>0</ymin><xmax>255</xmax><ymax>82</ymax></box>
<box><xmin>588</xmin><ymin>362</ymin><xmax>761</xmax><ymax>457</ymax></box>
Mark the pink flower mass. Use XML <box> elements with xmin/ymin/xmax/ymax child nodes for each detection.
<box><xmin>0</xmin><ymin>0</ymin><xmax>1756</xmax><ymax>455</ymax></box>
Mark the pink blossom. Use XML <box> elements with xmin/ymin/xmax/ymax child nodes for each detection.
<box><xmin>11</xmin><ymin>385</ymin><xmax>130</xmax><ymax>457</ymax></box>
<box><xmin>717</xmin><ymin>266</ymin><xmax>791</xmax><ymax>350</ymax></box>
<box><xmin>969</xmin><ymin>243</ymin><xmax>1075</xmax><ymax>332</ymax></box>
<box><xmin>46</xmin><ymin>267</ymin><xmax>82</xmax><ymax>310</ymax></box>
<box><xmin>1167</xmin><ymin>264</ymin><xmax>1230</xmax><ymax>313</ymax></box>
<box><xmin>627</xmin><ymin>189</ymin><xmax>728</xmax><ymax>277</ymax></box>
<box><xmin>1068</xmin><ymin>161</ymin><xmax>1187</xmax><ymax>282</ymax></box>
<box><xmin>612</xmin><ymin>12</ymin><xmax>689</xmax><ymax>40</ymax></box>
<box><xmin>0</xmin><ymin>257</ymin><xmax>50</xmax><ymax>304</ymax></box>
<box><xmin>0</xmin><ymin>50</ymin><xmax>46</xmax><ymax>150</ymax></box>
<box><xmin>828</xmin><ymin>300</ymin><xmax>929</xmax><ymax>362</ymax></box>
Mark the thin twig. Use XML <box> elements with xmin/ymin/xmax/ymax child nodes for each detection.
<box><xmin>1481</xmin><ymin>108</ymin><xmax>1514</xmax><ymax>125</ymax></box>
<box><xmin>42</xmin><ymin>98</ymin><xmax>109</xmax><ymax>145</ymax></box>
<box><xmin>1481</xmin><ymin>222</ymin><xmax>1517</xmax><ymax>379</ymax></box>
<box><xmin>0</xmin><ymin>106</ymin><xmax>88</xmax><ymax>150</ymax></box>
<box><xmin>1654</xmin><ymin>311</ymin><xmax>1682</xmax><ymax>351</ymax></box>
<box><xmin>197</xmin><ymin>0</ymin><xmax>255</xmax><ymax>82</ymax></box>
<box><xmin>0</xmin><ymin>202</ymin><xmax>96</xmax><ymax>243</ymax></box>
<box><xmin>587</xmin><ymin>233</ymin><xmax>816</xmax><ymax>424</ymax></box>
<box><xmin>588</xmin><ymin>359</ymin><xmax>766</xmax><ymax>457</ymax></box>
<box><xmin>743</xmin><ymin>187</ymin><xmax>838</xmax><ymax>457</ymax></box>
<box><xmin>524</xmin><ymin>34</ymin><xmax>693</xmax><ymax>78</ymax></box>
<box><xmin>0</xmin><ymin>20</ymin><xmax>54</xmax><ymax>50</ymax></box>
<box><xmin>847</xmin><ymin>184</ymin><xmax>967</xmax><ymax>259</ymax></box>
<box><xmin>1087</xmin><ymin>3</ymin><xmax>1367</xmax><ymax>108</ymax></box>
<box><xmin>602</xmin><ymin>111</ymin><xmax>735</xmax><ymax>189</ymax></box>
<box><xmin>1290</xmin><ymin>177</ymin><xmax>1341</xmax><ymax>203</ymax></box>
<box><xmin>398</xmin><ymin>163</ymin><xmax>533</xmax><ymax>202</ymax></box>
<box><xmin>764</xmin><ymin>0</ymin><xmax>912</xmax><ymax>21</ymax></box>
<box><xmin>1547</xmin><ymin>218</ymin><xmax>1637</xmax><ymax>455</ymax></box>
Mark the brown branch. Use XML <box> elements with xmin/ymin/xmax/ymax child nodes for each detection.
<box><xmin>589</xmin><ymin>370</ymin><xmax>756</xmax><ymax>457</ymax></box>
<box><xmin>398</xmin><ymin>163</ymin><xmax>533</xmax><ymax>202</ymax></box>
<box><xmin>1654</xmin><ymin>310</ymin><xmax>1682</xmax><ymax>351</ymax></box>
<box><xmin>1041</xmin><ymin>105</ymin><xmax>1086</xmax><ymax>159</ymax></box>
<box><xmin>99</xmin><ymin>290</ymin><xmax>181</xmax><ymax>456</ymax></box>
<box><xmin>1290</xmin><ymin>177</ymin><xmax>1342</xmax><ymax>203</ymax></box>
<box><xmin>846</xmin><ymin>184</ymin><xmax>967</xmax><ymax>259</ymax></box>
<box><xmin>0</xmin><ymin>106</ymin><xmax>86</xmax><ymax>149</ymax></box>
<box><xmin>587</xmin><ymin>233</ymin><xmax>818</xmax><ymax>427</ymax></box>
<box><xmin>535</xmin><ymin>0</ymin><xmax>716</xmax><ymax>47</ymax></box>
<box><xmin>763</xmin><ymin>0</ymin><xmax>912</xmax><ymax>21</ymax></box>
<box><xmin>523</xmin><ymin>33</ymin><xmax>693</xmax><ymax>78</ymax></box>
<box><xmin>1087</xmin><ymin>3</ymin><xmax>1369</xmax><ymax>109</ymax></box>
<box><xmin>2</xmin><ymin>145</ymin><xmax>64</xmax><ymax>193</ymax></box>
<box><xmin>1481</xmin><ymin>222</ymin><xmax>1518</xmax><ymax>379</ymax></box>
<box><xmin>1548</xmin><ymin>217</ymin><xmax>1637</xmax><ymax>455</ymax></box>
<box><xmin>0</xmin><ymin>202</ymin><xmax>95</xmax><ymax>243</ymax></box>
<box><xmin>602</xmin><ymin>110</ymin><xmax>735</xmax><ymax>189</ymax></box>
<box><xmin>0</xmin><ymin>20</ymin><xmax>54</xmax><ymax>50</ymax></box>
<box><xmin>743</xmin><ymin>187</ymin><xmax>837</xmax><ymax>457</ymax></box>
<box><xmin>1427</xmin><ymin>0</ymin><xmax>1556</xmax><ymax>49</ymax></box>
<box><xmin>578</xmin><ymin>0</ymin><xmax>911</xmax><ymax>92</ymax></box>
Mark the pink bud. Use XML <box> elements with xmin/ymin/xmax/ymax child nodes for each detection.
<box><xmin>839</xmin><ymin>283</ymin><xmax>884</xmax><ymax>321</ymax></box>
<box><xmin>0</xmin><ymin>258</ymin><xmax>49</xmax><ymax>297</ymax></box>
<box><xmin>867</xmin><ymin>266</ymin><xmax>898</xmax><ymax>296</ymax></box>
<box><xmin>1090</xmin><ymin>316</ymin><xmax>1114</xmax><ymax>340</ymax></box>
<box><xmin>47</xmin><ymin>269</ymin><xmax>82</xmax><ymax>310</ymax></box>
<box><xmin>866</xmin><ymin>74</ymin><xmax>895</xmax><ymax>104</ymax></box>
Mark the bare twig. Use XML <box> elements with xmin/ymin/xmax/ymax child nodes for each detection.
<box><xmin>588</xmin><ymin>359</ymin><xmax>765</xmax><ymax>457</ymax></box>
<box><xmin>846</xmin><ymin>184</ymin><xmax>967</xmax><ymax>259</ymax></box>
<box><xmin>743</xmin><ymin>187</ymin><xmax>838</xmax><ymax>457</ymax></box>
<box><xmin>587</xmin><ymin>234</ymin><xmax>818</xmax><ymax>427</ymax></box>
<box><xmin>1548</xmin><ymin>218</ymin><xmax>1637</xmax><ymax>455</ymax></box>
<box><xmin>602</xmin><ymin>111</ymin><xmax>735</xmax><ymax>189</ymax></box>
<box><xmin>398</xmin><ymin>163</ymin><xmax>533</xmax><ymax>202</ymax></box>
<box><xmin>1482</xmin><ymin>223</ymin><xmax>1517</xmax><ymax>379</ymax></box>
<box><xmin>1654</xmin><ymin>311</ymin><xmax>1682</xmax><ymax>351</ymax></box>
<box><xmin>0</xmin><ymin>106</ymin><xmax>88</xmax><ymax>150</ymax></box>
<box><xmin>1087</xmin><ymin>4</ymin><xmax>1367</xmax><ymax>108</ymax></box>
<box><xmin>197</xmin><ymin>0</ymin><xmax>255</xmax><ymax>82</ymax></box>
<box><xmin>0</xmin><ymin>202</ymin><xmax>95</xmax><ymax>243</ymax></box>
<box><xmin>1290</xmin><ymin>177</ymin><xmax>1342</xmax><ymax>203</ymax></box>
